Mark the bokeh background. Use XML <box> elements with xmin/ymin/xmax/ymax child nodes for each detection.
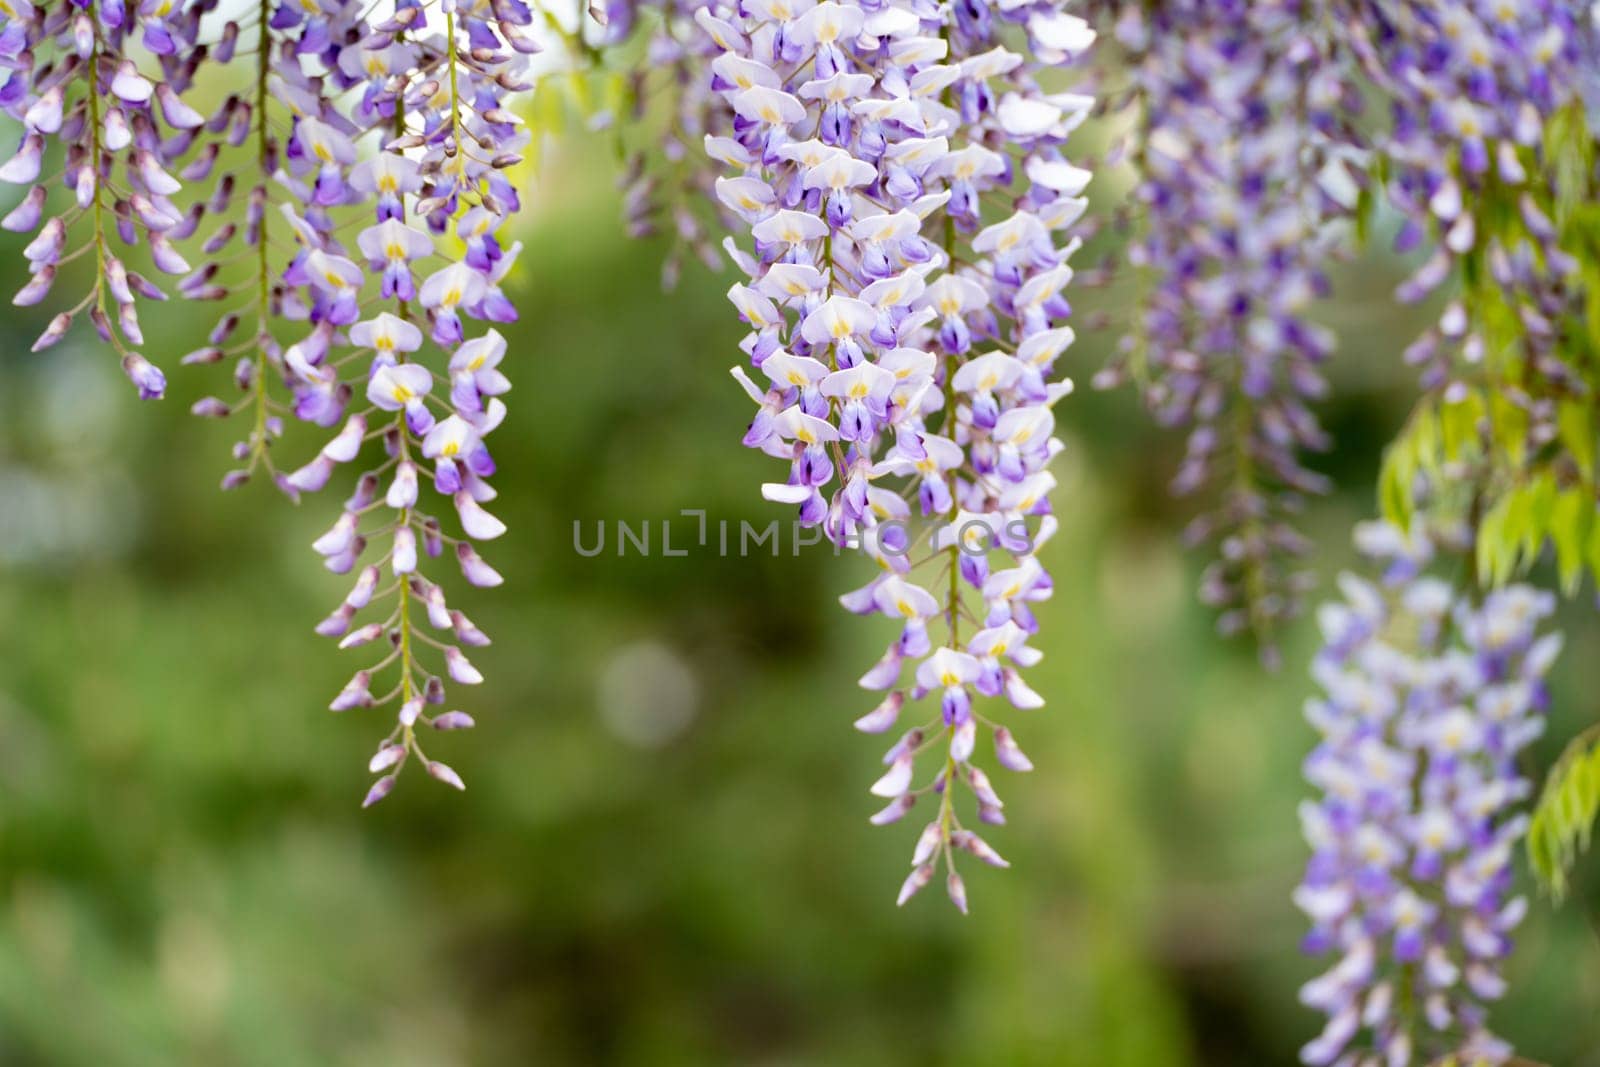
<box><xmin>2</xmin><ymin>124</ymin><xmax>1599</xmax><ymax>1066</ymax></box>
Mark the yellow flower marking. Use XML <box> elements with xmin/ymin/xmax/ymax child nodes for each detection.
<box><xmin>1441</xmin><ymin>723</ymin><xmax>1466</xmax><ymax>751</ymax></box>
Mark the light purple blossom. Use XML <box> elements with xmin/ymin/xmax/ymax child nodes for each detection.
<box><xmin>185</xmin><ymin>0</ymin><xmax>536</xmax><ymax>802</ymax></box>
<box><xmin>1341</xmin><ymin>3</ymin><xmax>1600</xmax><ymax>452</ymax></box>
<box><xmin>703</xmin><ymin>0</ymin><xmax>1093</xmax><ymax>908</ymax></box>
<box><xmin>1103</xmin><ymin>0</ymin><xmax>1361</xmax><ymax>661</ymax></box>
<box><xmin>1296</xmin><ymin>520</ymin><xmax>1561</xmax><ymax>1066</ymax></box>
<box><xmin>0</xmin><ymin>0</ymin><xmax>204</xmax><ymax>392</ymax></box>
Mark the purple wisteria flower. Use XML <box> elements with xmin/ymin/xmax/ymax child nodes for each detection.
<box><xmin>291</xmin><ymin>0</ymin><xmax>528</xmax><ymax>799</ymax></box>
<box><xmin>1338</xmin><ymin>3</ymin><xmax>1599</xmax><ymax>439</ymax></box>
<box><xmin>703</xmin><ymin>0</ymin><xmax>1094</xmax><ymax>908</ymax></box>
<box><xmin>0</xmin><ymin>0</ymin><xmax>207</xmax><ymax>395</ymax></box>
<box><xmin>1103</xmin><ymin>0</ymin><xmax>1366</xmax><ymax>662</ymax></box>
<box><xmin>1296</xmin><ymin>520</ymin><xmax>1562</xmax><ymax>1066</ymax></box>
<box><xmin>601</xmin><ymin>0</ymin><xmax>733</xmax><ymax>286</ymax></box>
<box><xmin>212</xmin><ymin>0</ymin><xmax>536</xmax><ymax>802</ymax></box>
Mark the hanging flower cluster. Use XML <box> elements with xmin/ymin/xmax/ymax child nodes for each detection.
<box><xmin>702</xmin><ymin>0</ymin><xmax>1094</xmax><ymax>908</ymax></box>
<box><xmin>601</xmin><ymin>0</ymin><xmax>731</xmax><ymax>287</ymax></box>
<box><xmin>0</xmin><ymin>0</ymin><xmax>207</xmax><ymax>394</ymax></box>
<box><xmin>0</xmin><ymin>0</ymin><xmax>536</xmax><ymax>802</ymax></box>
<box><xmin>275</xmin><ymin>2</ymin><xmax>532</xmax><ymax>804</ymax></box>
<box><xmin>1346</xmin><ymin>1</ymin><xmax>1598</xmax><ymax>423</ymax></box>
<box><xmin>1296</xmin><ymin>520</ymin><xmax>1562</xmax><ymax>1066</ymax></box>
<box><xmin>1103</xmin><ymin>0</ymin><xmax>1364</xmax><ymax>662</ymax></box>
<box><xmin>8</xmin><ymin>0</ymin><xmax>1600</xmax><ymax>981</ymax></box>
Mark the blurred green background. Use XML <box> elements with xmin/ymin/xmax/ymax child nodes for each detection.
<box><xmin>2</xmin><ymin>134</ymin><xmax>1599</xmax><ymax>1066</ymax></box>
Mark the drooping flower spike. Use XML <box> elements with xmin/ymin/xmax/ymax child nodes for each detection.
<box><xmin>1296</xmin><ymin>519</ymin><xmax>1561</xmax><ymax>1066</ymax></box>
<box><xmin>0</xmin><ymin>0</ymin><xmax>210</xmax><ymax>395</ymax></box>
<box><xmin>172</xmin><ymin>0</ymin><xmax>365</xmax><ymax>485</ymax></box>
<box><xmin>704</xmin><ymin>0</ymin><xmax>1095</xmax><ymax>908</ymax></box>
<box><xmin>1341</xmin><ymin>4</ymin><xmax>1600</xmax><ymax>466</ymax></box>
<box><xmin>151</xmin><ymin>0</ymin><xmax>527</xmax><ymax>801</ymax></box>
<box><xmin>1098</xmin><ymin>0</ymin><xmax>1367</xmax><ymax>663</ymax></box>
<box><xmin>269</xmin><ymin>2</ymin><xmax>535</xmax><ymax>803</ymax></box>
<box><xmin>599</xmin><ymin>0</ymin><xmax>733</xmax><ymax>287</ymax></box>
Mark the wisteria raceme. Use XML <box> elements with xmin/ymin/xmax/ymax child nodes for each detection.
<box><xmin>1103</xmin><ymin>0</ymin><xmax>1364</xmax><ymax>662</ymax></box>
<box><xmin>600</xmin><ymin>0</ymin><xmax>731</xmax><ymax>286</ymax></box>
<box><xmin>1343</xmin><ymin>1</ymin><xmax>1600</xmax><ymax>432</ymax></box>
<box><xmin>0</xmin><ymin>0</ymin><xmax>557</xmax><ymax>803</ymax></box>
<box><xmin>702</xmin><ymin>0</ymin><xmax>1093</xmax><ymax>908</ymax></box>
<box><xmin>179</xmin><ymin>0</ymin><xmax>370</xmax><ymax>483</ymax></box>
<box><xmin>1296</xmin><ymin>520</ymin><xmax>1561</xmax><ymax>1066</ymax></box>
<box><xmin>0</xmin><ymin>0</ymin><xmax>211</xmax><ymax>395</ymax></box>
<box><xmin>166</xmin><ymin>0</ymin><xmax>530</xmax><ymax>802</ymax></box>
<box><xmin>282</xmin><ymin>2</ymin><xmax>531</xmax><ymax>803</ymax></box>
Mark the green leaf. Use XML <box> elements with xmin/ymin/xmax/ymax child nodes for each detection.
<box><xmin>1548</xmin><ymin>99</ymin><xmax>1597</xmax><ymax>226</ymax></box>
<box><xmin>1523</xmin><ymin>473</ymin><xmax>1557</xmax><ymax>561</ymax></box>
<box><xmin>1550</xmin><ymin>489</ymin><xmax>1590</xmax><ymax>596</ymax></box>
<box><xmin>1353</xmin><ymin>182</ymin><xmax>1375</xmax><ymax>249</ymax></box>
<box><xmin>1475</xmin><ymin>490</ymin><xmax>1518</xmax><ymax>587</ymax></box>
<box><xmin>1487</xmin><ymin>391</ymin><xmax>1529</xmax><ymax>469</ymax></box>
<box><xmin>1528</xmin><ymin>728</ymin><xmax>1600</xmax><ymax>901</ymax></box>
<box><xmin>1438</xmin><ymin>390</ymin><xmax>1484</xmax><ymax>462</ymax></box>
<box><xmin>1379</xmin><ymin>399</ymin><xmax>1442</xmax><ymax>531</ymax></box>
<box><xmin>1379</xmin><ymin>448</ymin><xmax>1414</xmax><ymax>531</ymax></box>
<box><xmin>1557</xmin><ymin>401</ymin><xmax>1596</xmax><ymax>482</ymax></box>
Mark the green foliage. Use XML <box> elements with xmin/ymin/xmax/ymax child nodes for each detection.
<box><xmin>1378</xmin><ymin>100</ymin><xmax>1600</xmax><ymax>603</ymax></box>
<box><xmin>1379</xmin><ymin>399</ymin><xmax>1600</xmax><ymax>591</ymax></box>
<box><xmin>1548</xmin><ymin>101</ymin><xmax>1598</xmax><ymax>227</ymax></box>
<box><xmin>1379</xmin><ymin>128</ymin><xmax>1600</xmax><ymax>948</ymax></box>
<box><xmin>1528</xmin><ymin>728</ymin><xmax>1600</xmax><ymax>901</ymax></box>
<box><xmin>1376</xmin><ymin>390</ymin><xmax>1481</xmax><ymax>535</ymax></box>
